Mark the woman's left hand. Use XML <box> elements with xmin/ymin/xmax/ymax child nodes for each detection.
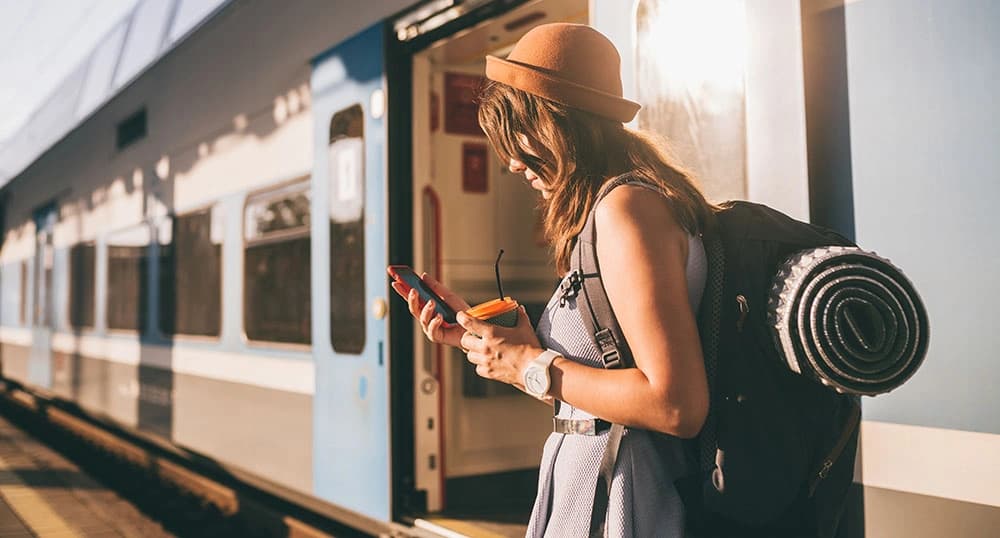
<box><xmin>458</xmin><ymin>305</ymin><xmax>543</xmax><ymax>386</ymax></box>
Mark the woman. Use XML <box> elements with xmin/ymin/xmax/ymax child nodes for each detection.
<box><xmin>391</xmin><ymin>23</ymin><xmax>715</xmax><ymax>536</ymax></box>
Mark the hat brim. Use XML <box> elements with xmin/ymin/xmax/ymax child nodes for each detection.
<box><xmin>485</xmin><ymin>55</ymin><xmax>640</xmax><ymax>123</ymax></box>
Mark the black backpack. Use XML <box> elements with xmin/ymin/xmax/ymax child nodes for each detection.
<box><xmin>568</xmin><ymin>176</ymin><xmax>862</xmax><ymax>537</ymax></box>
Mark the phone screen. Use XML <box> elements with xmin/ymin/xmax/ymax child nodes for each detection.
<box><xmin>387</xmin><ymin>265</ymin><xmax>458</xmax><ymax>324</ymax></box>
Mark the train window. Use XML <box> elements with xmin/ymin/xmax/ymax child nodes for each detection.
<box><xmin>158</xmin><ymin>207</ymin><xmax>222</xmax><ymax>337</ymax></box>
<box><xmin>19</xmin><ymin>260</ymin><xmax>27</xmax><ymax>325</ymax></box>
<box><xmin>244</xmin><ymin>179</ymin><xmax>311</xmax><ymax>344</ymax></box>
<box><xmin>328</xmin><ymin>104</ymin><xmax>365</xmax><ymax>354</ymax></box>
<box><xmin>635</xmin><ymin>0</ymin><xmax>748</xmax><ymax>200</ymax></box>
<box><xmin>107</xmin><ymin>225</ymin><xmax>150</xmax><ymax>332</ymax></box>
<box><xmin>69</xmin><ymin>243</ymin><xmax>96</xmax><ymax>329</ymax></box>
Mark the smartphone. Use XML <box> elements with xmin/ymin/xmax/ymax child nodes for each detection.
<box><xmin>387</xmin><ymin>265</ymin><xmax>458</xmax><ymax>324</ymax></box>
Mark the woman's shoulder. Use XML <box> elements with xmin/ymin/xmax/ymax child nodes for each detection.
<box><xmin>594</xmin><ymin>179</ymin><xmax>688</xmax><ymax>240</ymax></box>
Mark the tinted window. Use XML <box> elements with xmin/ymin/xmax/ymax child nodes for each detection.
<box><xmin>33</xmin><ymin>213</ymin><xmax>55</xmax><ymax>328</ymax></box>
<box><xmin>107</xmin><ymin>226</ymin><xmax>150</xmax><ymax>331</ymax></box>
<box><xmin>69</xmin><ymin>243</ymin><xmax>96</xmax><ymax>329</ymax></box>
<box><xmin>19</xmin><ymin>261</ymin><xmax>27</xmax><ymax>325</ymax></box>
<box><xmin>158</xmin><ymin>208</ymin><xmax>222</xmax><ymax>337</ymax></box>
<box><xmin>244</xmin><ymin>180</ymin><xmax>311</xmax><ymax>344</ymax></box>
<box><xmin>329</xmin><ymin>104</ymin><xmax>366</xmax><ymax>354</ymax></box>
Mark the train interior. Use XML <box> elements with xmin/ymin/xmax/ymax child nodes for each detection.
<box><xmin>409</xmin><ymin>0</ymin><xmax>587</xmax><ymax>534</ymax></box>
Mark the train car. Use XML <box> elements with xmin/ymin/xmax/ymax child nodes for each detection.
<box><xmin>0</xmin><ymin>0</ymin><xmax>996</xmax><ymax>536</ymax></box>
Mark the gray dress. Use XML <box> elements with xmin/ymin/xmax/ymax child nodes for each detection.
<box><xmin>526</xmin><ymin>190</ymin><xmax>708</xmax><ymax>537</ymax></box>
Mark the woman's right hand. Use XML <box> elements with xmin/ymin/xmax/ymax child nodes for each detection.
<box><xmin>390</xmin><ymin>272</ymin><xmax>470</xmax><ymax>349</ymax></box>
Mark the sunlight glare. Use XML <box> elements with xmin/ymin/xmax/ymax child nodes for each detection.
<box><xmin>645</xmin><ymin>0</ymin><xmax>747</xmax><ymax>112</ymax></box>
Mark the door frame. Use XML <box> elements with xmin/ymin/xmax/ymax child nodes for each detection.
<box><xmin>384</xmin><ymin>0</ymin><xmax>533</xmax><ymax>519</ymax></box>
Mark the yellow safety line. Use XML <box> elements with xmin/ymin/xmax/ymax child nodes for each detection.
<box><xmin>0</xmin><ymin>452</ymin><xmax>82</xmax><ymax>538</ymax></box>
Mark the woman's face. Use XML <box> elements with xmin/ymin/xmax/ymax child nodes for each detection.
<box><xmin>510</xmin><ymin>134</ymin><xmax>551</xmax><ymax>199</ymax></box>
<box><xmin>509</xmin><ymin>157</ymin><xmax>551</xmax><ymax>199</ymax></box>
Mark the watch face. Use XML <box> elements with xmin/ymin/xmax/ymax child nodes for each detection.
<box><xmin>525</xmin><ymin>367</ymin><xmax>547</xmax><ymax>395</ymax></box>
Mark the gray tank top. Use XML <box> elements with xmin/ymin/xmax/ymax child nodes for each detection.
<box><xmin>525</xmin><ymin>180</ymin><xmax>708</xmax><ymax>537</ymax></box>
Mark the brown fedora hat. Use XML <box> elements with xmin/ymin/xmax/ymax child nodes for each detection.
<box><xmin>486</xmin><ymin>23</ymin><xmax>640</xmax><ymax>123</ymax></box>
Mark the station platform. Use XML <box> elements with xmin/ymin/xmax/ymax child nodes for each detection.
<box><xmin>0</xmin><ymin>413</ymin><xmax>171</xmax><ymax>538</ymax></box>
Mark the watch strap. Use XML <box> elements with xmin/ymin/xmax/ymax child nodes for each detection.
<box><xmin>535</xmin><ymin>348</ymin><xmax>559</xmax><ymax>368</ymax></box>
<box><xmin>523</xmin><ymin>349</ymin><xmax>559</xmax><ymax>398</ymax></box>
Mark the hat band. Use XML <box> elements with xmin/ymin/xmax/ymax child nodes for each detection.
<box><xmin>486</xmin><ymin>57</ymin><xmax>640</xmax><ymax>123</ymax></box>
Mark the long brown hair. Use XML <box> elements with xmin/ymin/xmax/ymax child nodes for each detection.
<box><xmin>477</xmin><ymin>81</ymin><xmax>717</xmax><ymax>274</ymax></box>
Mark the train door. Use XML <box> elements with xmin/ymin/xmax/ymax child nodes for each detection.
<box><xmin>310</xmin><ymin>24</ymin><xmax>391</xmax><ymax>522</ymax></box>
<box><xmin>404</xmin><ymin>1</ymin><xmax>587</xmax><ymax>534</ymax></box>
<box><xmin>29</xmin><ymin>204</ymin><xmax>57</xmax><ymax>389</ymax></box>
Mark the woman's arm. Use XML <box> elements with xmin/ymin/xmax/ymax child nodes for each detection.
<box><xmin>391</xmin><ymin>272</ymin><xmax>554</xmax><ymax>406</ymax></box>
<box><xmin>456</xmin><ymin>185</ymin><xmax>708</xmax><ymax>438</ymax></box>
<box><xmin>551</xmin><ymin>185</ymin><xmax>708</xmax><ymax>437</ymax></box>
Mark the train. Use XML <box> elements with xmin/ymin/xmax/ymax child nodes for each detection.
<box><xmin>0</xmin><ymin>0</ymin><xmax>996</xmax><ymax>536</ymax></box>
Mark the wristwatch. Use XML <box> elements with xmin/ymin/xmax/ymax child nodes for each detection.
<box><xmin>523</xmin><ymin>349</ymin><xmax>560</xmax><ymax>399</ymax></box>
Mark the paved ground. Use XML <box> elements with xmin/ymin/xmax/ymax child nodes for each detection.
<box><xmin>0</xmin><ymin>413</ymin><xmax>173</xmax><ymax>538</ymax></box>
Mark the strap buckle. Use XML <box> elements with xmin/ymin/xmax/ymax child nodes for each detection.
<box><xmin>595</xmin><ymin>328</ymin><xmax>621</xmax><ymax>368</ymax></box>
<box><xmin>559</xmin><ymin>270</ymin><xmax>583</xmax><ymax>307</ymax></box>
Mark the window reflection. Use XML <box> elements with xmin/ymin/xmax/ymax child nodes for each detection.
<box><xmin>20</xmin><ymin>261</ymin><xmax>28</xmax><ymax>326</ymax></box>
<box><xmin>107</xmin><ymin>225</ymin><xmax>150</xmax><ymax>332</ymax></box>
<box><xmin>244</xmin><ymin>180</ymin><xmax>312</xmax><ymax>345</ymax></box>
<box><xmin>329</xmin><ymin>104</ymin><xmax>366</xmax><ymax>355</ymax></box>
<box><xmin>158</xmin><ymin>208</ymin><xmax>222</xmax><ymax>337</ymax></box>
<box><xmin>69</xmin><ymin>243</ymin><xmax>96</xmax><ymax>329</ymax></box>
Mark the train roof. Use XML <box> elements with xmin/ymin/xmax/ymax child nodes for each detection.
<box><xmin>0</xmin><ymin>0</ymin><xmax>231</xmax><ymax>191</ymax></box>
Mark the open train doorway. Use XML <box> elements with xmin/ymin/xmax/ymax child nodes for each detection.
<box><xmin>404</xmin><ymin>0</ymin><xmax>588</xmax><ymax>535</ymax></box>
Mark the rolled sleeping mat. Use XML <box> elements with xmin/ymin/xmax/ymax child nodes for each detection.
<box><xmin>767</xmin><ymin>246</ymin><xmax>929</xmax><ymax>396</ymax></box>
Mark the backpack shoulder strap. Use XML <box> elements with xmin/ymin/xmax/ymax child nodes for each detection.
<box><xmin>695</xmin><ymin>225</ymin><xmax>724</xmax><ymax>472</ymax></box>
<box><xmin>571</xmin><ymin>174</ymin><xmax>655</xmax><ymax>371</ymax></box>
<box><xmin>570</xmin><ymin>174</ymin><xmax>660</xmax><ymax>537</ymax></box>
